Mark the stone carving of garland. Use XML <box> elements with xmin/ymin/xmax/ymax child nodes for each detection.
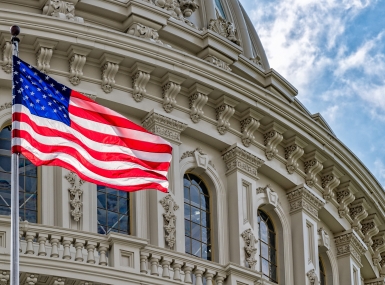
<box><xmin>160</xmin><ymin>194</ymin><xmax>179</xmax><ymax>249</ymax></box>
<box><xmin>65</xmin><ymin>171</ymin><xmax>85</xmax><ymax>222</ymax></box>
<box><xmin>241</xmin><ymin>229</ymin><xmax>257</xmax><ymax>269</ymax></box>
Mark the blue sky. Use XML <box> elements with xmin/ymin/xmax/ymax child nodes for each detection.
<box><xmin>239</xmin><ymin>0</ymin><xmax>385</xmax><ymax>187</ymax></box>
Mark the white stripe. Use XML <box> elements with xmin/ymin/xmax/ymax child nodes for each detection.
<box><xmin>13</xmin><ymin>138</ymin><xmax>169</xmax><ymax>189</ymax></box>
<box><xmin>14</xmin><ymin>104</ymin><xmax>172</xmax><ymax>163</ymax></box>
<box><xmin>70</xmin><ymin>97</ymin><xmax>171</xmax><ymax>146</ymax></box>
<box><xmin>15</xmin><ymin>121</ymin><xmax>168</xmax><ymax>176</ymax></box>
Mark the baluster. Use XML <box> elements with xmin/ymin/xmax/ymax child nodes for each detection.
<box><xmin>194</xmin><ymin>267</ymin><xmax>204</xmax><ymax>285</ymax></box>
<box><xmin>74</xmin><ymin>239</ymin><xmax>85</xmax><ymax>262</ymax></box>
<box><xmin>204</xmin><ymin>271</ymin><xmax>215</xmax><ymax>285</ymax></box>
<box><xmin>50</xmin><ymin>235</ymin><xmax>60</xmax><ymax>258</ymax></box>
<box><xmin>183</xmin><ymin>265</ymin><xmax>193</xmax><ymax>284</ymax></box>
<box><xmin>140</xmin><ymin>254</ymin><xmax>149</xmax><ymax>273</ymax></box>
<box><xmin>150</xmin><ymin>255</ymin><xmax>160</xmax><ymax>276</ymax></box>
<box><xmin>98</xmin><ymin>244</ymin><xmax>108</xmax><ymax>266</ymax></box>
<box><xmin>37</xmin><ymin>234</ymin><xmax>48</xmax><ymax>256</ymax></box>
<box><xmin>161</xmin><ymin>257</ymin><xmax>172</xmax><ymax>279</ymax></box>
<box><xmin>62</xmin><ymin>237</ymin><xmax>72</xmax><ymax>260</ymax></box>
<box><xmin>215</xmin><ymin>274</ymin><xmax>225</xmax><ymax>285</ymax></box>
<box><xmin>86</xmin><ymin>241</ymin><xmax>97</xmax><ymax>264</ymax></box>
<box><xmin>172</xmin><ymin>261</ymin><xmax>183</xmax><ymax>281</ymax></box>
<box><xmin>25</xmin><ymin>232</ymin><xmax>36</xmax><ymax>255</ymax></box>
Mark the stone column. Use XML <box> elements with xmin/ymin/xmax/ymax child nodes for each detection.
<box><xmin>334</xmin><ymin>229</ymin><xmax>367</xmax><ymax>285</ymax></box>
<box><xmin>221</xmin><ymin>144</ymin><xmax>264</xmax><ymax>266</ymax></box>
<box><xmin>142</xmin><ymin>110</ymin><xmax>187</xmax><ymax>251</ymax></box>
<box><xmin>286</xmin><ymin>184</ymin><xmax>325</xmax><ymax>285</ymax></box>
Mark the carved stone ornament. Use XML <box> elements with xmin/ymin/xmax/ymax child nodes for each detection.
<box><xmin>306</xmin><ymin>269</ymin><xmax>318</xmax><ymax>285</ymax></box>
<box><xmin>0</xmin><ymin>271</ymin><xmax>9</xmax><ymax>285</ymax></box>
<box><xmin>349</xmin><ymin>197</ymin><xmax>369</xmax><ymax>232</ymax></box>
<box><xmin>0</xmin><ymin>102</ymin><xmax>12</xmax><ymax>111</ymax></box>
<box><xmin>318</xmin><ymin>227</ymin><xmax>330</xmax><ymax>251</ymax></box>
<box><xmin>256</xmin><ymin>184</ymin><xmax>278</xmax><ymax>208</ymax></box>
<box><xmin>181</xmin><ymin>147</ymin><xmax>205</xmax><ymax>160</ymax></box>
<box><xmin>82</xmin><ymin>93</ymin><xmax>97</xmax><ymax>101</ymax></box>
<box><xmin>42</xmin><ymin>0</ymin><xmax>84</xmax><ymax>23</ymax></box>
<box><xmin>180</xmin><ymin>147</ymin><xmax>208</xmax><ymax>172</ymax></box>
<box><xmin>100</xmin><ymin>54</ymin><xmax>123</xmax><ymax>94</ymax></box>
<box><xmin>130</xmin><ymin>63</ymin><xmax>155</xmax><ymax>102</ymax></box>
<box><xmin>53</xmin><ymin>277</ymin><xmax>66</xmax><ymax>285</ymax></box>
<box><xmin>240</xmin><ymin>109</ymin><xmax>263</xmax><ymax>147</ymax></box>
<box><xmin>34</xmin><ymin>39</ymin><xmax>58</xmax><ymax>74</ymax></box>
<box><xmin>361</xmin><ymin>214</ymin><xmax>380</xmax><ymax>247</ymax></box>
<box><xmin>1</xmin><ymin>41</ymin><xmax>12</xmax><ymax>73</ymax></box>
<box><xmin>208</xmin><ymin>16</ymin><xmax>240</xmax><ymax>45</ymax></box>
<box><xmin>222</xmin><ymin>145</ymin><xmax>264</xmax><ymax>179</ymax></box>
<box><xmin>154</xmin><ymin>0</ymin><xmax>199</xmax><ymax>28</ymax></box>
<box><xmin>25</xmin><ymin>273</ymin><xmax>39</xmax><ymax>285</ymax></box>
<box><xmin>286</xmin><ymin>186</ymin><xmax>325</xmax><ymax>219</ymax></box>
<box><xmin>65</xmin><ymin>171</ymin><xmax>85</xmax><ymax>222</ymax></box>
<box><xmin>371</xmin><ymin>232</ymin><xmax>385</xmax><ymax>267</ymax></box>
<box><xmin>321</xmin><ymin>166</ymin><xmax>342</xmax><ymax>201</ymax></box>
<box><xmin>160</xmin><ymin>194</ymin><xmax>179</xmax><ymax>249</ymax></box>
<box><xmin>205</xmin><ymin>55</ymin><xmax>231</xmax><ymax>71</ymax></box>
<box><xmin>241</xmin><ymin>229</ymin><xmax>258</xmax><ymax>269</ymax></box>
<box><xmin>334</xmin><ymin>229</ymin><xmax>367</xmax><ymax>267</ymax></box>
<box><xmin>128</xmin><ymin>23</ymin><xmax>169</xmax><ymax>46</ymax></box>
<box><xmin>336</xmin><ymin>181</ymin><xmax>355</xmax><ymax>218</ymax></box>
<box><xmin>215</xmin><ymin>96</ymin><xmax>238</xmax><ymax>135</ymax></box>
<box><xmin>303</xmin><ymin>150</ymin><xmax>326</xmax><ymax>188</ymax></box>
<box><xmin>364</xmin><ymin>279</ymin><xmax>385</xmax><ymax>285</ymax></box>
<box><xmin>142</xmin><ymin>110</ymin><xmax>187</xmax><ymax>145</ymax></box>
<box><xmin>188</xmin><ymin>83</ymin><xmax>212</xmax><ymax>123</ymax></box>
<box><xmin>161</xmin><ymin>73</ymin><xmax>185</xmax><ymax>113</ymax></box>
<box><xmin>284</xmin><ymin>136</ymin><xmax>306</xmax><ymax>174</ymax></box>
<box><xmin>250</xmin><ymin>53</ymin><xmax>263</xmax><ymax>68</ymax></box>
<box><xmin>67</xmin><ymin>46</ymin><xmax>91</xmax><ymax>86</ymax></box>
<box><xmin>263</xmin><ymin>122</ymin><xmax>286</xmax><ymax>161</ymax></box>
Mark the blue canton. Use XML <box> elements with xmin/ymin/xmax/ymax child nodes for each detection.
<box><xmin>12</xmin><ymin>55</ymin><xmax>71</xmax><ymax>126</ymax></box>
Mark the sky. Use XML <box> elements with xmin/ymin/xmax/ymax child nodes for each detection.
<box><xmin>239</xmin><ymin>0</ymin><xmax>385</xmax><ymax>187</ymax></box>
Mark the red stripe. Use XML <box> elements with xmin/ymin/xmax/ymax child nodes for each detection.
<box><xmin>70</xmin><ymin>90</ymin><xmax>94</xmax><ymax>102</ymax></box>
<box><xmin>13</xmin><ymin>112</ymin><xmax>170</xmax><ymax>171</ymax></box>
<box><xmin>70</xmin><ymin>92</ymin><xmax>152</xmax><ymax>133</ymax></box>
<box><xmin>12</xmin><ymin>145</ymin><xmax>168</xmax><ymax>193</ymax></box>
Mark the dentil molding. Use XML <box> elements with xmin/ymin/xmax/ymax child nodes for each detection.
<box><xmin>240</xmin><ymin>109</ymin><xmax>263</xmax><ymax>148</ymax></box>
<box><xmin>42</xmin><ymin>0</ymin><xmax>84</xmax><ymax>23</ymax></box>
<box><xmin>241</xmin><ymin>229</ymin><xmax>257</xmax><ymax>270</ymax></box>
<box><xmin>131</xmin><ymin>63</ymin><xmax>155</xmax><ymax>102</ymax></box>
<box><xmin>161</xmin><ymin>73</ymin><xmax>185</xmax><ymax>113</ymax></box>
<box><xmin>263</xmin><ymin>122</ymin><xmax>286</xmax><ymax>161</ymax></box>
<box><xmin>215</xmin><ymin>96</ymin><xmax>238</xmax><ymax>135</ymax></box>
<box><xmin>100</xmin><ymin>54</ymin><xmax>123</xmax><ymax>94</ymax></box>
<box><xmin>286</xmin><ymin>185</ymin><xmax>325</xmax><ymax>219</ymax></box>
<box><xmin>188</xmin><ymin>83</ymin><xmax>212</xmax><ymax>123</ymax></box>
<box><xmin>334</xmin><ymin>229</ymin><xmax>367</xmax><ymax>267</ymax></box>
<box><xmin>160</xmin><ymin>194</ymin><xmax>179</xmax><ymax>249</ymax></box>
<box><xmin>284</xmin><ymin>135</ymin><xmax>307</xmax><ymax>174</ymax></box>
<box><xmin>65</xmin><ymin>171</ymin><xmax>85</xmax><ymax>222</ymax></box>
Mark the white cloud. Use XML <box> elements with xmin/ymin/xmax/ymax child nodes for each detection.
<box><xmin>323</xmin><ymin>105</ymin><xmax>340</xmax><ymax>123</ymax></box>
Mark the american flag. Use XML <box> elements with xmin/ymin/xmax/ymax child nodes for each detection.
<box><xmin>12</xmin><ymin>56</ymin><xmax>172</xmax><ymax>192</ymax></box>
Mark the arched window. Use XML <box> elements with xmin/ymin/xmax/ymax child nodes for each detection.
<box><xmin>97</xmin><ymin>185</ymin><xmax>130</xmax><ymax>235</ymax></box>
<box><xmin>0</xmin><ymin>126</ymin><xmax>38</xmax><ymax>222</ymax></box>
<box><xmin>320</xmin><ymin>256</ymin><xmax>326</xmax><ymax>285</ymax></box>
<box><xmin>184</xmin><ymin>173</ymin><xmax>211</xmax><ymax>260</ymax></box>
<box><xmin>258</xmin><ymin>210</ymin><xmax>277</xmax><ymax>282</ymax></box>
<box><xmin>215</xmin><ymin>0</ymin><xmax>226</xmax><ymax>18</ymax></box>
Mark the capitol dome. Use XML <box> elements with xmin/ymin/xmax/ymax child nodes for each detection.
<box><xmin>0</xmin><ymin>0</ymin><xmax>384</xmax><ymax>285</ymax></box>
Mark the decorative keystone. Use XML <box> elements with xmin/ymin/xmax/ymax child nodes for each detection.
<box><xmin>361</xmin><ymin>214</ymin><xmax>380</xmax><ymax>247</ymax></box>
<box><xmin>241</xmin><ymin>229</ymin><xmax>258</xmax><ymax>269</ymax></box>
<box><xmin>127</xmin><ymin>23</ymin><xmax>169</xmax><ymax>46</ymax></box>
<box><xmin>188</xmin><ymin>83</ymin><xmax>212</xmax><ymax>123</ymax></box>
<box><xmin>65</xmin><ymin>171</ymin><xmax>85</xmax><ymax>222</ymax></box>
<box><xmin>100</xmin><ymin>54</ymin><xmax>123</xmax><ymax>94</ymax></box>
<box><xmin>284</xmin><ymin>135</ymin><xmax>307</xmax><ymax>174</ymax></box>
<box><xmin>306</xmin><ymin>269</ymin><xmax>318</xmax><ymax>285</ymax></box>
<box><xmin>215</xmin><ymin>96</ymin><xmax>238</xmax><ymax>135</ymax></box>
<box><xmin>208</xmin><ymin>16</ymin><xmax>240</xmax><ymax>45</ymax></box>
<box><xmin>1</xmin><ymin>40</ymin><xmax>12</xmax><ymax>73</ymax></box>
<box><xmin>142</xmin><ymin>110</ymin><xmax>187</xmax><ymax>145</ymax></box>
<box><xmin>256</xmin><ymin>184</ymin><xmax>278</xmax><ymax>208</ymax></box>
<box><xmin>67</xmin><ymin>45</ymin><xmax>91</xmax><ymax>86</ymax></box>
<box><xmin>161</xmin><ymin>73</ymin><xmax>185</xmax><ymax>113</ymax></box>
<box><xmin>318</xmin><ymin>227</ymin><xmax>330</xmax><ymax>252</ymax></box>
<box><xmin>286</xmin><ymin>185</ymin><xmax>325</xmax><ymax>219</ymax></box>
<box><xmin>180</xmin><ymin>147</ymin><xmax>208</xmax><ymax>172</ymax></box>
<box><xmin>321</xmin><ymin>166</ymin><xmax>343</xmax><ymax>201</ymax></box>
<box><xmin>349</xmin><ymin>197</ymin><xmax>369</xmax><ymax>231</ymax></box>
<box><xmin>372</xmin><ymin>232</ymin><xmax>385</xmax><ymax>267</ymax></box>
<box><xmin>0</xmin><ymin>271</ymin><xmax>9</xmax><ymax>285</ymax></box>
<box><xmin>34</xmin><ymin>39</ymin><xmax>58</xmax><ymax>74</ymax></box>
<box><xmin>336</xmin><ymin>181</ymin><xmax>356</xmax><ymax>218</ymax></box>
<box><xmin>334</xmin><ymin>229</ymin><xmax>367</xmax><ymax>267</ymax></box>
<box><xmin>240</xmin><ymin>109</ymin><xmax>263</xmax><ymax>147</ymax></box>
<box><xmin>160</xmin><ymin>194</ymin><xmax>179</xmax><ymax>249</ymax></box>
<box><xmin>131</xmin><ymin>62</ymin><xmax>155</xmax><ymax>102</ymax></box>
<box><xmin>42</xmin><ymin>0</ymin><xmax>84</xmax><ymax>23</ymax></box>
<box><xmin>303</xmin><ymin>150</ymin><xmax>327</xmax><ymax>187</ymax></box>
<box><xmin>205</xmin><ymin>55</ymin><xmax>232</xmax><ymax>71</ymax></box>
<box><xmin>263</xmin><ymin>122</ymin><xmax>286</xmax><ymax>160</ymax></box>
<box><xmin>222</xmin><ymin>144</ymin><xmax>264</xmax><ymax>179</ymax></box>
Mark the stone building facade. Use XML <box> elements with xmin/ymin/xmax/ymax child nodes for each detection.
<box><xmin>0</xmin><ymin>0</ymin><xmax>384</xmax><ymax>284</ymax></box>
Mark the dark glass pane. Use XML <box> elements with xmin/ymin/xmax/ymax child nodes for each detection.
<box><xmin>0</xmin><ymin>173</ymin><xmax>11</xmax><ymax>192</ymax></box>
<box><xmin>98</xmin><ymin>225</ymin><xmax>106</xmax><ymax>235</ymax></box>
<box><xmin>270</xmin><ymin>264</ymin><xmax>277</xmax><ymax>282</ymax></box>
<box><xmin>106</xmin><ymin>188</ymin><xmax>119</xmax><ymax>196</ymax></box>
<box><xmin>0</xmin><ymin>155</ymin><xmax>11</xmax><ymax>172</ymax></box>
<box><xmin>270</xmin><ymin>248</ymin><xmax>276</xmax><ymax>265</ymax></box>
<box><xmin>97</xmin><ymin>209</ymin><xmax>106</xmax><ymax>226</ymax></box>
<box><xmin>267</xmin><ymin>219</ymin><xmax>274</xmax><ymax>232</ymax></box>
<box><xmin>0</xmin><ymin>128</ymin><xmax>11</xmax><ymax>139</ymax></box>
<box><xmin>260</xmin><ymin>221</ymin><xmax>268</xmax><ymax>242</ymax></box>
<box><xmin>191</xmin><ymin>206</ymin><xmax>200</xmax><ymax>224</ymax></box>
<box><xmin>24</xmin><ymin>160</ymin><xmax>37</xmax><ymax>177</ymax></box>
<box><xmin>97</xmin><ymin>185</ymin><xmax>106</xmax><ymax>193</ymax></box>
<box><xmin>25</xmin><ymin>210</ymin><xmax>37</xmax><ymax>223</ymax></box>
<box><xmin>25</xmin><ymin>177</ymin><xmax>37</xmax><ymax>193</ymax></box>
<box><xmin>118</xmin><ymin>190</ymin><xmax>128</xmax><ymax>197</ymax></box>
<box><xmin>183</xmin><ymin>176</ymin><xmax>191</xmax><ymax>187</ymax></box>
<box><xmin>261</xmin><ymin>242</ymin><xmax>268</xmax><ymax>259</ymax></box>
<box><xmin>0</xmin><ymin>206</ymin><xmax>10</xmax><ymax>215</ymax></box>
<box><xmin>192</xmin><ymin>239</ymin><xmax>201</xmax><ymax>258</ymax></box>
<box><xmin>118</xmin><ymin>197</ymin><xmax>128</xmax><ymax>214</ymax></box>
<box><xmin>259</xmin><ymin>210</ymin><xmax>269</xmax><ymax>222</ymax></box>
<box><xmin>200</xmin><ymin>192</ymin><xmax>207</xmax><ymax>209</ymax></box>
<box><xmin>190</xmin><ymin>185</ymin><xmax>200</xmax><ymax>207</ymax></box>
<box><xmin>19</xmin><ymin>175</ymin><xmax>25</xmax><ymax>192</ymax></box>
<box><xmin>0</xmin><ymin>140</ymin><xmax>11</xmax><ymax>151</ymax></box>
<box><xmin>0</xmin><ymin>189</ymin><xmax>10</xmax><ymax>207</ymax></box>
<box><xmin>119</xmin><ymin>215</ymin><xmax>129</xmax><ymax>232</ymax></box>
<box><xmin>191</xmin><ymin>222</ymin><xmax>200</xmax><ymax>240</ymax></box>
<box><xmin>185</xmin><ymin>237</ymin><xmax>191</xmax><ymax>254</ymax></box>
<box><xmin>19</xmin><ymin>191</ymin><xmax>24</xmax><ymax>206</ymax></box>
<box><xmin>18</xmin><ymin>158</ymin><xmax>25</xmax><ymax>173</ymax></box>
<box><xmin>184</xmin><ymin>186</ymin><xmax>189</xmax><ymax>203</ymax></box>
<box><xmin>25</xmin><ymin>193</ymin><xmax>37</xmax><ymax>210</ymax></box>
<box><xmin>185</xmin><ymin>220</ymin><xmax>191</xmax><ymax>236</ymax></box>
<box><xmin>202</xmin><ymin>243</ymin><xmax>208</xmax><ymax>260</ymax></box>
<box><xmin>184</xmin><ymin>204</ymin><xmax>191</xmax><ymax>220</ymax></box>
<box><xmin>206</xmin><ymin>245</ymin><xmax>212</xmax><ymax>260</ymax></box>
<box><xmin>97</xmin><ymin>192</ymin><xmax>106</xmax><ymax>209</ymax></box>
<box><xmin>107</xmin><ymin>211</ymin><xmax>118</xmax><ymax>229</ymax></box>
<box><xmin>201</xmin><ymin>226</ymin><xmax>209</xmax><ymax>244</ymax></box>
<box><xmin>107</xmin><ymin>194</ymin><xmax>118</xmax><ymax>212</ymax></box>
<box><xmin>269</xmin><ymin>231</ymin><xmax>276</xmax><ymax>248</ymax></box>
<box><xmin>201</xmin><ymin>210</ymin><xmax>210</xmax><ymax>227</ymax></box>
<box><xmin>261</xmin><ymin>259</ymin><xmax>269</xmax><ymax>277</ymax></box>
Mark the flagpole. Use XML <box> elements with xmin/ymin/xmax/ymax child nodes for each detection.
<box><xmin>10</xmin><ymin>25</ymin><xmax>20</xmax><ymax>285</ymax></box>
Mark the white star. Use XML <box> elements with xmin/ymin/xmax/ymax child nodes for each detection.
<box><xmin>37</xmin><ymin>88</ymin><xmax>41</xmax><ymax>92</ymax></box>
<box><xmin>62</xmin><ymin>86</ymin><xmax>67</xmax><ymax>91</ymax></box>
<box><xmin>41</xmin><ymin>106</ymin><xmax>45</xmax><ymax>110</ymax></box>
<box><xmin>28</xmin><ymin>65</ymin><xmax>32</xmax><ymax>69</ymax></box>
<box><xmin>17</xmin><ymin>90</ymin><xmax>22</xmax><ymax>94</ymax></box>
<box><xmin>34</xmin><ymin>72</ymin><xmax>37</xmax><ymax>76</ymax></box>
<box><xmin>13</xmin><ymin>71</ymin><xmax>18</xmax><ymax>75</ymax></box>
<box><xmin>48</xmin><ymin>102</ymin><xmax>52</xmax><ymax>106</ymax></box>
<box><xmin>42</xmin><ymin>95</ymin><xmax>47</xmax><ymax>99</ymax></box>
<box><xmin>17</xmin><ymin>61</ymin><xmax>20</xmax><ymax>65</ymax></box>
<box><xmin>30</xmin><ymin>92</ymin><xmax>35</xmax><ymax>96</ymax></box>
<box><xmin>20</xmin><ymin>88</ymin><xmax>24</xmax><ymax>92</ymax></box>
<box><xmin>55</xmin><ymin>90</ymin><xmax>59</xmax><ymax>94</ymax></box>
<box><xmin>12</xmin><ymin>95</ymin><xmax>16</xmax><ymax>99</ymax></box>
<box><xmin>25</xmin><ymin>86</ymin><xmax>29</xmax><ymax>89</ymax></box>
<box><xmin>45</xmin><ymin>76</ymin><xmax>49</xmax><ymax>80</ymax></box>
<box><xmin>36</xmin><ymin>99</ymin><xmax>40</xmax><ymax>103</ymax></box>
<box><xmin>50</xmin><ymin>83</ymin><xmax>54</xmax><ymax>87</ymax></box>
<box><xmin>61</xmin><ymin>97</ymin><xmax>65</xmax><ymax>100</ymax></box>
<box><xmin>39</xmin><ymin>79</ymin><xmax>42</xmax><ymax>83</ymax></box>
<box><xmin>53</xmin><ymin>109</ymin><xmax>57</xmax><ymax>113</ymax></box>
<box><xmin>27</xmin><ymin>76</ymin><xmax>31</xmax><ymax>79</ymax></box>
<box><xmin>12</xmin><ymin>85</ymin><xmax>15</xmax><ymax>89</ymax></box>
<box><xmin>30</xmin><ymin>103</ymin><xmax>33</xmax><ymax>107</ymax></box>
<box><xmin>22</xmin><ymin>68</ymin><xmax>26</xmax><ymax>72</ymax></box>
<box><xmin>31</xmin><ymin>82</ymin><xmax>36</xmax><ymax>85</ymax></box>
<box><xmin>24</xmin><ymin>96</ymin><xmax>28</xmax><ymax>100</ymax></box>
<box><xmin>63</xmin><ymin>114</ymin><xmax>67</xmax><ymax>118</ymax></box>
<box><xmin>20</xmin><ymin>78</ymin><xmax>23</xmax><ymax>82</ymax></box>
<box><xmin>43</xmin><ymin>87</ymin><xmax>48</xmax><ymax>90</ymax></box>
